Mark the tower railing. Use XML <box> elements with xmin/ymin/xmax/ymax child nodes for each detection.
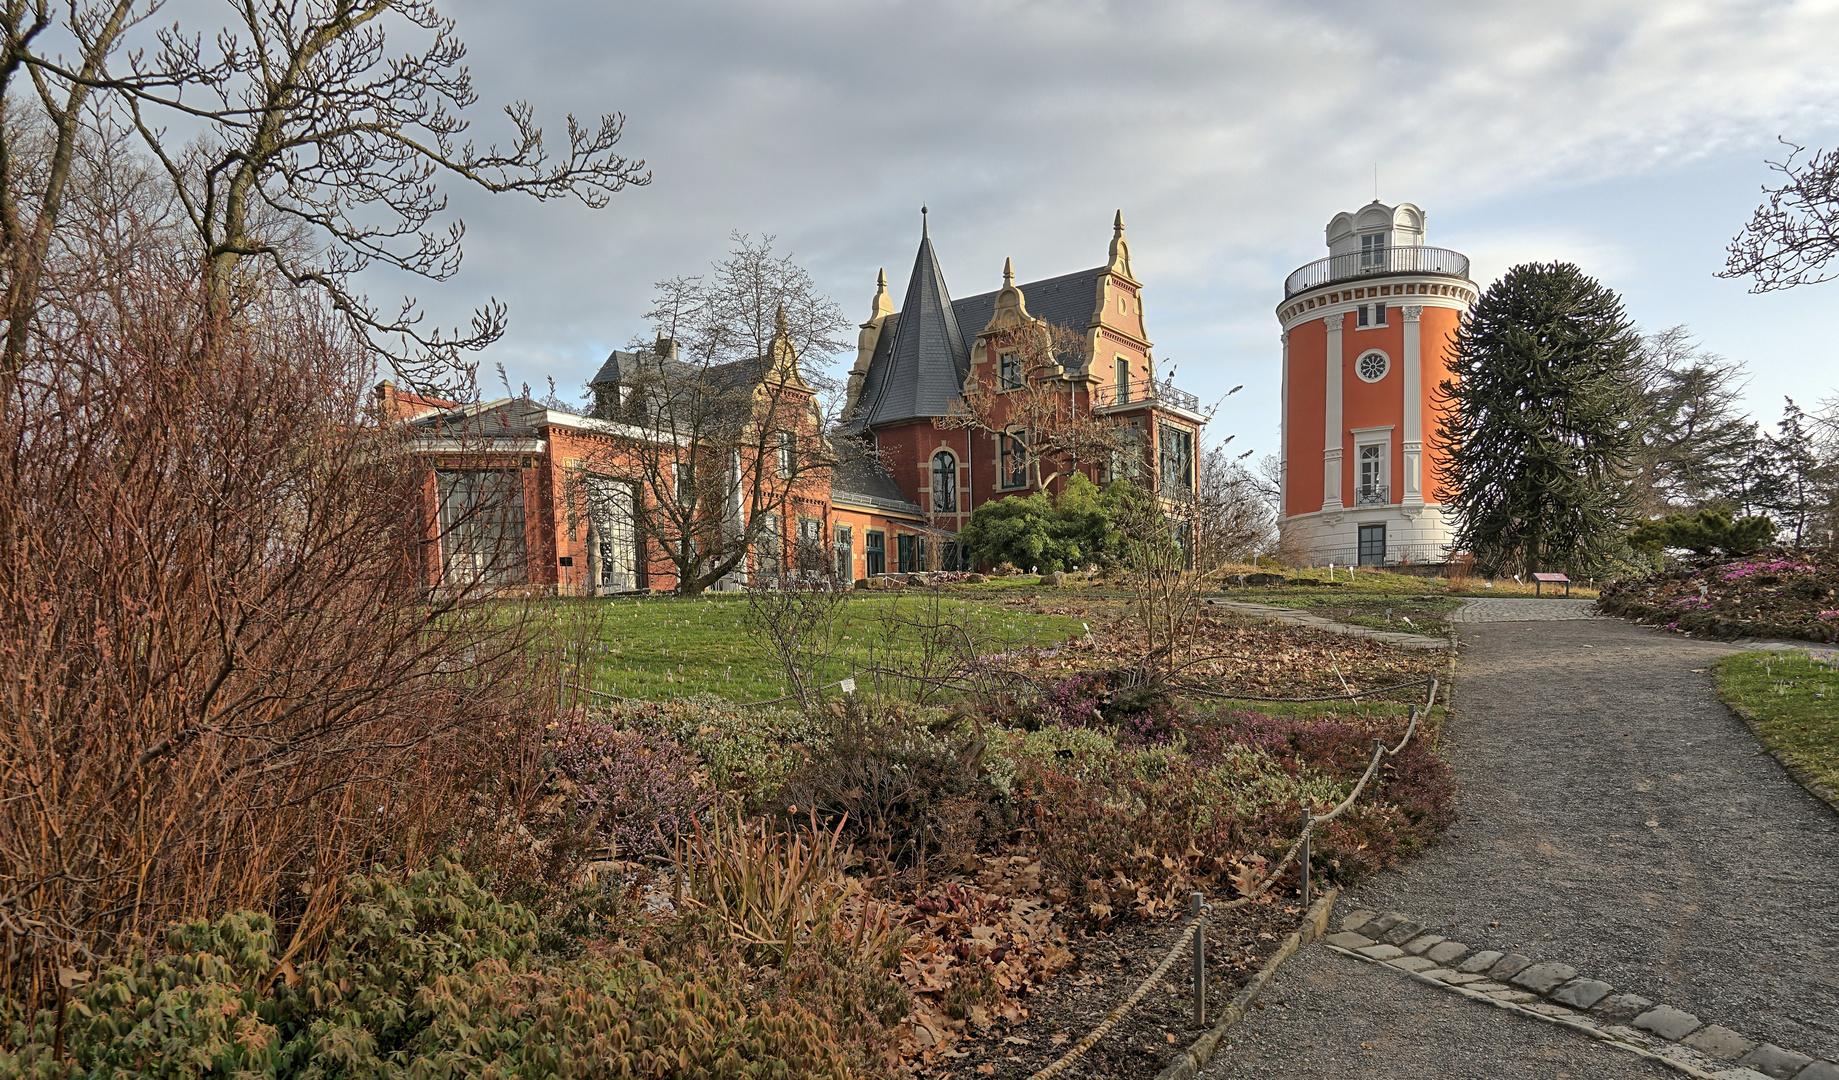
<box><xmin>1284</xmin><ymin>246</ymin><xmax>1470</xmax><ymax>298</ymax></box>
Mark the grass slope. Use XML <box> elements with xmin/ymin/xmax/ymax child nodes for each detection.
<box><xmin>1716</xmin><ymin>651</ymin><xmax>1839</xmax><ymax>797</ymax></box>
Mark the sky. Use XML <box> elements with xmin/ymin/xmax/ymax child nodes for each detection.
<box><xmin>371</xmin><ymin>0</ymin><xmax>1839</xmax><ymax>460</ymax></box>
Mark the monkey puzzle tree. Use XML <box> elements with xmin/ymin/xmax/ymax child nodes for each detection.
<box><xmin>1435</xmin><ymin>262</ymin><xmax>1646</xmax><ymax>575</ymax></box>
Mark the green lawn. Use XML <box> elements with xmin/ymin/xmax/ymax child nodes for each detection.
<box><xmin>1716</xmin><ymin>651</ymin><xmax>1839</xmax><ymax>796</ymax></box>
<box><xmin>525</xmin><ymin>592</ymin><xmax>1088</xmax><ymax>705</ymax></box>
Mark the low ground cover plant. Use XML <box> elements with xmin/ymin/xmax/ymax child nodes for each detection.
<box><xmin>1599</xmin><ymin>549</ymin><xmax>1839</xmax><ymax>641</ymax></box>
<box><xmin>4</xmin><ymin>857</ymin><xmax>887</xmax><ymax>1079</ymax></box>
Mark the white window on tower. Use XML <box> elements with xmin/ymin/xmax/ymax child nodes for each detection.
<box><xmin>1373</xmin><ymin>303</ymin><xmax>1387</xmax><ymax>326</ymax></box>
<box><xmin>1357</xmin><ymin>304</ymin><xmax>1369</xmax><ymax>328</ymax></box>
<box><xmin>1360</xmin><ymin>233</ymin><xmax>1386</xmax><ymax>269</ymax></box>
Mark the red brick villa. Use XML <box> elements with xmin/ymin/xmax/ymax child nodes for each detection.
<box><xmin>391</xmin><ymin>211</ymin><xmax>1208</xmax><ymax>593</ymax></box>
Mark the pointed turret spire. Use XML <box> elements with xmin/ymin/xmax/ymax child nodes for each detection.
<box><xmin>865</xmin><ymin>267</ymin><xmax>893</xmax><ymax>324</ymax></box>
<box><xmin>983</xmin><ymin>255</ymin><xmax>1033</xmax><ymax>334</ymax></box>
<box><xmin>852</xmin><ymin>213</ymin><xmax>969</xmax><ymax>427</ymax></box>
<box><xmin>774</xmin><ymin>303</ymin><xmax>788</xmax><ymax>335</ymax></box>
<box><xmin>1107</xmin><ymin>209</ymin><xmax>1135</xmax><ymax>281</ymax></box>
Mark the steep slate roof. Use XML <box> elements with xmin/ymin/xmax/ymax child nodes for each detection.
<box><xmin>853</xmin><ymin>221</ymin><xmax>971</xmax><ymax>428</ymax></box>
<box><xmin>951</xmin><ymin>265</ymin><xmax>1107</xmax><ymax>376</ymax></box>
<box><xmin>831</xmin><ymin>451</ymin><xmax>924</xmax><ymax>516</ymax></box>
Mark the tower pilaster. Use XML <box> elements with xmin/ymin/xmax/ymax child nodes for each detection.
<box><xmin>1322</xmin><ymin>312</ymin><xmax>1344</xmax><ymax>511</ymax></box>
<box><xmin>1402</xmin><ymin>304</ymin><xmax>1424</xmax><ymax>506</ymax></box>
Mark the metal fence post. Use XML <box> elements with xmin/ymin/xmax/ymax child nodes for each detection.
<box><xmin>1191</xmin><ymin>891</ymin><xmax>1207</xmax><ymax>1026</ymax></box>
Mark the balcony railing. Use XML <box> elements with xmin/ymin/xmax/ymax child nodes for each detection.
<box><xmin>1284</xmin><ymin>245</ymin><xmax>1470</xmax><ymax>298</ymax></box>
<box><xmin>1090</xmin><ymin>379</ymin><xmax>1202</xmax><ymax>413</ymax></box>
<box><xmin>1354</xmin><ymin>484</ymin><xmax>1391</xmax><ymax>507</ymax></box>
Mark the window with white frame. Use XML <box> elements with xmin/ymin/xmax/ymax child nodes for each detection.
<box><xmin>1353</xmin><ymin>432</ymin><xmax>1391</xmax><ymax>506</ymax></box>
<box><xmin>1360</xmin><ymin>233</ymin><xmax>1386</xmax><ymax>268</ymax></box>
<box><xmin>1356</xmin><ymin>351</ymin><xmax>1389</xmax><ymax>383</ymax></box>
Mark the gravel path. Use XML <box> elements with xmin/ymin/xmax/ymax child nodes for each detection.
<box><xmin>1204</xmin><ymin>613</ymin><xmax>1839</xmax><ymax>1077</ymax></box>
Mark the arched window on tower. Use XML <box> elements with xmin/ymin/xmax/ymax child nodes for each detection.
<box><xmin>932</xmin><ymin>450</ymin><xmax>958</xmax><ymax>513</ymax></box>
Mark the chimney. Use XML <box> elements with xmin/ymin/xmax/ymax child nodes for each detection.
<box><xmin>655</xmin><ymin>335</ymin><xmax>679</xmax><ymax>361</ymax></box>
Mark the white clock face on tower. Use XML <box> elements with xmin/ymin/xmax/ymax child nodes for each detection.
<box><xmin>1356</xmin><ymin>351</ymin><xmax>1389</xmax><ymax>383</ymax></box>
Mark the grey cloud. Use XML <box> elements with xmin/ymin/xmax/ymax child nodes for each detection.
<box><xmin>370</xmin><ymin>0</ymin><xmax>1839</xmax><ymax>440</ymax></box>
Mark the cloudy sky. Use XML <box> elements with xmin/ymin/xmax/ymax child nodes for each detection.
<box><xmin>386</xmin><ymin>0</ymin><xmax>1839</xmax><ymax>458</ymax></box>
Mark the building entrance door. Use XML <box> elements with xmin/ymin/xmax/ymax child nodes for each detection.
<box><xmin>1357</xmin><ymin>523</ymin><xmax>1387</xmax><ymax>566</ymax></box>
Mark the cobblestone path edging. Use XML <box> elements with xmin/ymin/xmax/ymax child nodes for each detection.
<box><xmin>1151</xmin><ymin>889</ymin><xmax>1340</xmax><ymax>1080</ymax></box>
<box><xmin>1324</xmin><ymin>908</ymin><xmax>1839</xmax><ymax>1080</ymax></box>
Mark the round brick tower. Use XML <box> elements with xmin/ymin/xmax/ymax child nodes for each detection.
<box><xmin>1276</xmin><ymin>201</ymin><xmax>1475</xmax><ymax>567</ymax></box>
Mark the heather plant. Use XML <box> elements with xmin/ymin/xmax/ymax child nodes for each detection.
<box><xmin>1007</xmin><ymin>707</ymin><xmax>1452</xmax><ymax>914</ymax></box>
<box><xmin>783</xmin><ymin>699</ymin><xmax>1004</xmax><ymax>873</ymax></box>
<box><xmin>5</xmin><ymin>857</ymin><xmax>880</xmax><ymax>1080</ymax></box>
<box><xmin>551</xmin><ymin>724</ymin><xmax>710</xmax><ymax>858</ymax></box>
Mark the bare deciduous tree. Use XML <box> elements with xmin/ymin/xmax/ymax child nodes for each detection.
<box><xmin>1724</xmin><ymin>140</ymin><xmax>1839</xmax><ymax>292</ymax></box>
<box><xmin>936</xmin><ymin>320</ymin><xmax>1127</xmax><ymax>492</ymax></box>
<box><xmin>2</xmin><ymin>0</ymin><xmax>647</xmax><ymax>390</ymax></box>
<box><xmin>583</xmin><ymin>234</ymin><xmax>852</xmax><ymax>596</ymax></box>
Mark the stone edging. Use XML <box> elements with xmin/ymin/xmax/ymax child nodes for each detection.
<box><xmin>1326</xmin><ymin>909</ymin><xmax>1839</xmax><ymax>1080</ymax></box>
<box><xmin>1725</xmin><ymin>701</ymin><xmax>1839</xmax><ymax>820</ymax></box>
<box><xmin>1152</xmin><ymin>888</ymin><xmax>1340</xmax><ymax>1080</ymax></box>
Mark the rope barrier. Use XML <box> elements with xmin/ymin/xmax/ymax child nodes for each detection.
<box><xmin>1029</xmin><ymin>916</ymin><xmax>1205</xmax><ymax>1079</ymax></box>
<box><xmin>1025</xmin><ymin>677</ymin><xmax>1437</xmax><ymax>1080</ymax></box>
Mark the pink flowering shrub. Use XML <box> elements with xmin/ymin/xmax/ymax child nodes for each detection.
<box><xmin>1721</xmin><ymin>556</ymin><xmax>1818</xmax><ymax>581</ymax></box>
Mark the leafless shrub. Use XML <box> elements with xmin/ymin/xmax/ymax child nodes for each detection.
<box><xmin>745</xmin><ymin>579</ymin><xmax>848</xmax><ymax>711</ymax></box>
<box><xmin>0</xmin><ymin>267</ymin><xmax>554</xmax><ymax>1013</ymax></box>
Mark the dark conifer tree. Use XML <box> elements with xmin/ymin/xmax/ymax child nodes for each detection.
<box><xmin>1435</xmin><ymin>262</ymin><xmax>1646</xmax><ymax>574</ymax></box>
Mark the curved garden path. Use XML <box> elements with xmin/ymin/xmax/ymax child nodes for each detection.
<box><xmin>1203</xmin><ymin>603</ymin><xmax>1839</xmax><ymax>1078</ymax></box>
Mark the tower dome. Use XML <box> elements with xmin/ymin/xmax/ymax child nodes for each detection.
<box><xmin>1275</xmin><ymin>201</ymin><xmax>1474</xmax><ymax>567</ymax></box>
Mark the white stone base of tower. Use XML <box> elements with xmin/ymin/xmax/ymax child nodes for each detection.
<box><xmin>1279</xmin><ymin>504</ymin><xmax>1454</xmax><ymax>569</ymax></box>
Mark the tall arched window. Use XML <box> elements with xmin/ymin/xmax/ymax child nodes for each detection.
<box><xmin>932</xmin><ymin>450</ymin><xmax>957</xmax><ymax>512</ymax></box>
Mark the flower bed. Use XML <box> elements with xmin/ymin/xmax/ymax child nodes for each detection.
<box><xmin>1598</xmin><ymin>550</ymin><xmax>1839</xmax><ymax>642</ymax></box>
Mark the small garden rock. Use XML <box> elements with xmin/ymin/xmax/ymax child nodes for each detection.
<box><xmin>1679</xmin><ymin>1024</ymin><xmax>1757</xmax><ymax>1062</ymax></box>
<box><xmin>1736</xmin><ymin>1044</ymin><xmax>1815</xmax><ymax>1079</ymax></box>
<box><xmin>1551</xmin><ymin>979</ymin><xmax>1613</xmax><ymax>1009</ymax></box>
<box><xmin>1510</xmin><ymin>961</ymin><xmax>1577</xmax><ymax>994</ymax></box>
<box><xmin>1592</xmin><ymin>994</ymin><xmax>1655</xmax><ymax>1021</ymax></box>
<box><xmin>1456</xmin><ymin>950</ymin><xmax>1503</xmax><ymax>974</ymax></box>
<box><xmin>1487</xmin><ymin>953</ymin><xmax>1534</xmax><ymax>980</ymax></box>
<box><xmin>1632</xmin><ymin>1004</ymin><xmax>1702</xmax><ymax>1041</ymax></box>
